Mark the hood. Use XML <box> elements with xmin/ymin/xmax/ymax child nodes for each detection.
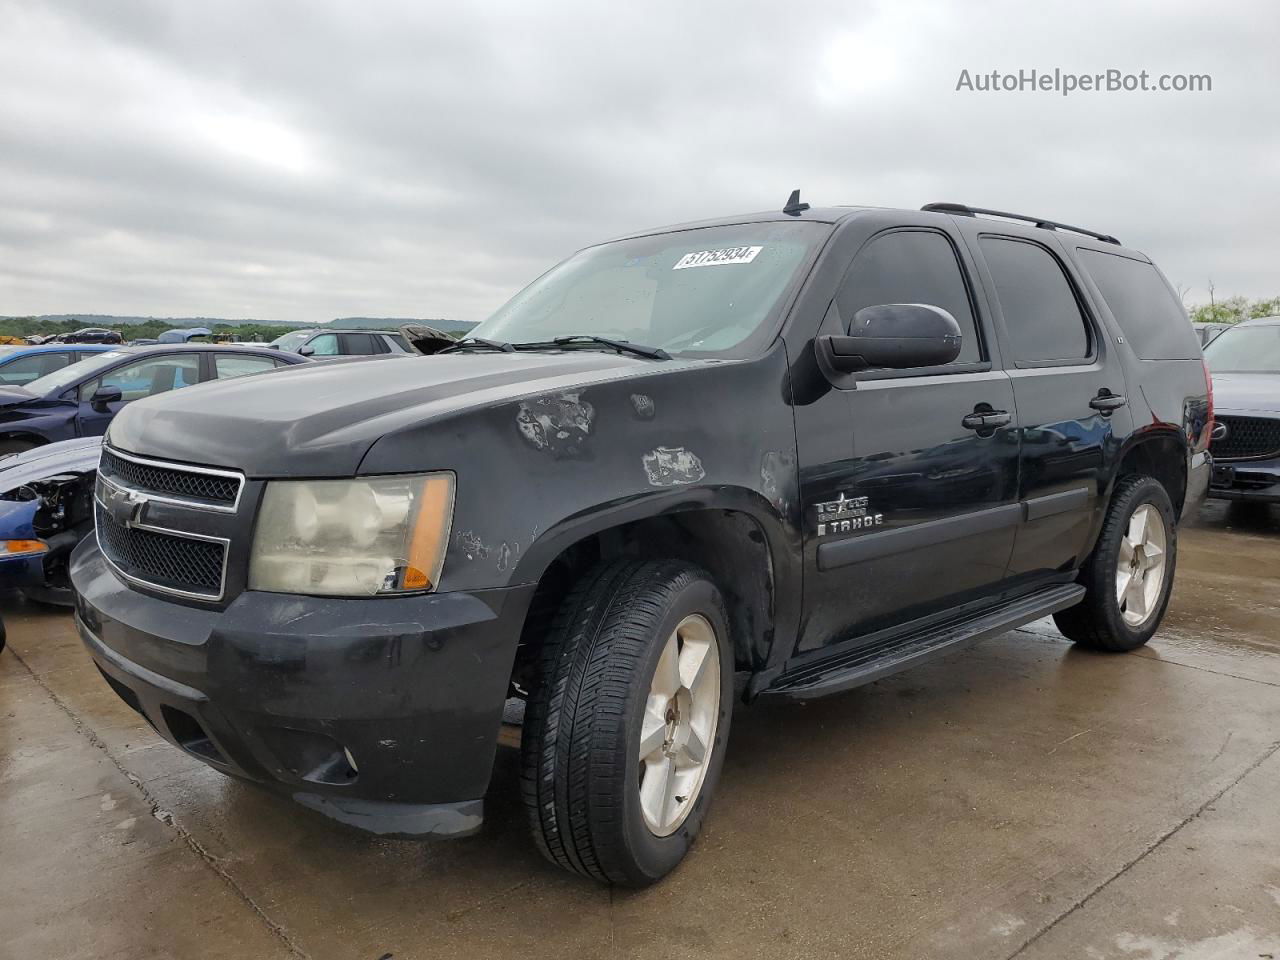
<box><xmin>398</xmin><ymin>323</ymin><xmax>457</xmax><ymax>355</ymax></box>
<box><xmin>0</xmin><ymin>385</ymin><xmax>38</xmax><ymax>408</ymax></box>
<box><xmin>1211</xmin><ymin>373</ymin><xmax>1280</xmax><ymax>415</ymax></box>
<box><xmin>108</xmin><ymin>350</ymin><xmax>690</xmax><ymax>477</ymax></box>
<box><xmin>0</xmin><ymin>436</ymin><xmax>102</xmax><ymax>493</ymax></box>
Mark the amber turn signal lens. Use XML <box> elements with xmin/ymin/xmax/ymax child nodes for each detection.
<box><xmin>0</xmin><ymin>539</ymin><xmax>48</xmax><ymax>555</ymax></box>
<box><xmin>404</xmin><ymin>473</ymin><xmax>455</xmax><ymax>590</ymax></box>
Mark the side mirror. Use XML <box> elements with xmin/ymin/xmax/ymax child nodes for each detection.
<box><xmin>297</xmin><ymin>345</ymin><xmax>315</xmax><ymax>357</ymax></box>
<box><xmin>816</xmin><ymin>303</ymin><xmax>962</xmax><ymax>378</ymax></box>
<box><xmin>90</xmin><ymin>385</ymin><xmax>123</xmax><ymax>412</ymax></box>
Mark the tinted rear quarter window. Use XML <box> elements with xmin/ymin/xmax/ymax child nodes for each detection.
<box><xmin>979</xmin><ymin>237</ymin><xmax>1090</xmax><ymax>363</ymax></box>
<box><xmin>1076</xmin><ymin>248</ymin><xmax>1201</xmax><ymax>359</ymax></box>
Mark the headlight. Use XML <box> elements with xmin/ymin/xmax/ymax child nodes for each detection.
<box><xmin>248</xmin><ymin>473</ymin><xmax>454</xmax><ymax>597</ymax></box>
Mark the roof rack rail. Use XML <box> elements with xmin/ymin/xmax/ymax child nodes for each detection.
<box><xmin>921</xmin><ymin>202</ymin><xmax>1121</xmax><ymax>246</ymax></box>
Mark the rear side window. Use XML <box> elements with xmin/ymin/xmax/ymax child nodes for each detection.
<box><xmin>836</xmin><ymin>230</ymin><xmax>982</xmax><ymax>364</ymax></box>
<box><xmin>0</xmin><ymin>351</ymin><xmax>72</xmax><ymax>385</ymax></box>
<box><xmin>214</xmin><ymin>354</ymin><xmax>278</xmax><ymax>379</ymax></box>
<box><xmin>339</xmin><ymin>333</ymin><xmax>384</xmax><ymax>355</ymax></box>
<box><xmin>980</xmin><ymin>237</ymin><xmax>1090</xmax><ymax>363</ymax></box>
<box><xmin>1077</xmin><ymin>249</ymin><xmax>1201</xmax><ymax>359</ymax></box>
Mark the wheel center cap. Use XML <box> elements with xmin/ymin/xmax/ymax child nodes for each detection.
<box><xmin>663</xmin><ymin>701</ymin><xmax>679</xmax><ymax>750</ymax></box>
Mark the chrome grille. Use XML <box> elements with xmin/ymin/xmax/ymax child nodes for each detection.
<box><xmin>1210</xmin><ymin>415</ymin><xmax>1280</xmax><ymax>461</ymax></box>
<box><xmin>95</xmin><ymin>501</ymin><xmax>226</xmax><ymax>597</ymax></box>
<box><xmin>93</xmin><ymin>446</ymin><xmax>241</xmax><ymax>600</ymax></box>
<box><xmin>99</xmin><ymin>446</ymin><xmax>242</xmax><ymax>508</ymax></box>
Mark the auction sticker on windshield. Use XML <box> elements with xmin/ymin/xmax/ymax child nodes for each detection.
<box><xmin>673</xmin><ymin>246</ymin><xmax>763</xmax><ymax>269</ymax></box>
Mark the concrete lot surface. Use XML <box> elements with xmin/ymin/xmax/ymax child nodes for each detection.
<box><xmin>3</xmin><ymin>500</ymin><xmax>1280</xmax><ymax>960</ymax></box>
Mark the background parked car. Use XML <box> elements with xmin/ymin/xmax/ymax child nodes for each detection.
<box><xmin>0</xmin><ymin>343</ymin><xmax>309</xmax><ymax>455</ymax></box>
<box><xmin>58</xmin><ymin>327</ymin><xmax>124</xmax><ymax>345</ymax></box>
<box><xmin>269</xmin><ymin>327</ymin><xmax>413</xmax><ymax>357</ymax></box>
<box><xmin>1192</xmin><ymin>321</ymin><xmax>1232</xmax><ymax>346</ymax></box>
<box><xmin>1205</xmin><ymin>316</ymin><xmax>1280</xmax><ymax>504</ymax></box>
<box><xmin>0</xmin><ymin>343</ymin><xmax>115</xmax><ymax>387</ymax></box>
<box><xmin>157</xmin><ymin>326</ymin><xmax>213</xmax><ymax>343</ymax></box>
<box><xmin>0</xmin><ymin>437</ymin><xmax>102</xmax><ymax>605</ymax></box>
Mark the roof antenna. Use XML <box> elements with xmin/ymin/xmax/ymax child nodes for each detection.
<box><xmin>782</xmin><ymin>189</ymin><xmax>810</xmax><ymax>216</ymax></box>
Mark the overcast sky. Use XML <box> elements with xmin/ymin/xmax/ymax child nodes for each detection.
<box><xmin>1</xmin><ymin>0</ymin><xmax>1276</xmax><ymax>324</ymax></box>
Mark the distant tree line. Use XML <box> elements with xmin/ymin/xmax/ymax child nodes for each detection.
<box><xmin>0</xmin><ymin>316</ymin><xmax>307</xmax><ymax>343</ymax></box>
<box><xmin>1187</xmin><ymin>294</ymin><xmax>1280</xmax><ymax>325</ymax></box>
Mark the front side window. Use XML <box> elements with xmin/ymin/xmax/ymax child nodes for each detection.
<box><xmin>980</xmin><ymin>237</ymin><xmax>1090</xmax><ymax>363</ymax></box>
<box><xmin>471</xmin><ymin>221</ymin><xmax>829</xmax><ymax>357</ymax></box>
<box><xmin>82</xmin><ymin>354</ymin><xmax>200</xmax><ymax>401</ymax></box>
<box><xmin>836</xmin><ymin>230</ymin><xmax>983</xmax><ymax>364</ymax></box>
<box><xmin>307</xmin><ymin>334</ymin><xmax>340</xmax><ymax>356</ymax></box>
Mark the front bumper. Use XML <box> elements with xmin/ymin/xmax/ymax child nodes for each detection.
<box><xmin>71</xmin><ymin>537</ymin><xmax>535</xmax><ymax>837</ymax></box>
<box><xmin>1208</xmin><ymin>455</ymin><xmax>1280</xmax><ymax>504</ymax></box>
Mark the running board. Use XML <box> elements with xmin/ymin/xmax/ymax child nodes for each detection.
<box><xmin>762</xmin><ymin>584</ymin><xmax>1086</xmax><ymax>701</ymax></box>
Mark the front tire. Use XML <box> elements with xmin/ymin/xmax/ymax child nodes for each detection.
<box><xmin>520</xmin><ymin>560</ymin><xmax>733</xmax><ymax>886</ymax></box>
<box><xmin>1054</xmin><ymin>475</ymin><xmax>1177</xmax><ymax>652</ymax></box>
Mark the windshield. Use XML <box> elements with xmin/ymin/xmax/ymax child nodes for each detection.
<box><xmin>24</xmin><ymin>350</ymin><xmax>129</xmax><ymax>394</ymax></box>
<box><xmin>470</xmin><ymin>221</ymin><xmax>828</xmax><ymax>357</ymax></box>
<box><xmin>1203</xmin><ymin>324</ymin><xmax>1280</xmax><ymax>373</ymax></box>
<box><xmin>270</xmin><ymin>331</ymin><xmax>313</xmax><ymax>351</ymax></box>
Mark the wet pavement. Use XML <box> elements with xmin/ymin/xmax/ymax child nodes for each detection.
<box><xmin>3</xmin><ymin>499</ymin><xmax>1279</xmax><ymax>960</ymax></box>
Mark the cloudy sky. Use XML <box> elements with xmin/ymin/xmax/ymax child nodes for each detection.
<box><xmin>1</xmin><ymin>0</ymin><xmax>1276</xmax><ymax>324</ymax></box>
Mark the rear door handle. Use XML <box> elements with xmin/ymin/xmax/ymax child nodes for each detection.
<box><xmin>962</xmin><ymin>410</ymin><xmax>1012</xmax><ymax>430</ymax></box>
<box><xmin>1089</xmin><ymin>392</ymin><xmax>1127</xmax><ymax>414</ymax></box>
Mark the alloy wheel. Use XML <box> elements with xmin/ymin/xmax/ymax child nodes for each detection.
<box><xmin>1116</xmin><ymin>503</ymin><xmax>1168</xmax><ymax>627</ymax></box>
<box><xmin>637</xmin><ymin>614</ymin><xmax>721</xmax><ymax>837</ymax></box>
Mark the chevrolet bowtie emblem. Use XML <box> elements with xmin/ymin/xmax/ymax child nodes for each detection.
<box><xmin>104</xmin><ymin>484</ymin><xmax>148</xmax><ymax>529</ymax></box>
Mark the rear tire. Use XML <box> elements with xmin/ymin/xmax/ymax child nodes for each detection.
<box><xmin>1054</xmin><ymin>475</ymin><xmax>1177</xmax><ymax>652</ymax></box>
<box><xmin>520</xmin><ymin>559</ymin><xmax>733</xmax><ymax>886</ymax></box>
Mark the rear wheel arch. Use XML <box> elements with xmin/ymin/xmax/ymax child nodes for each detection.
<box><xmin>1113</xmin><ymin>429</ymin><xmax>1189</xmax><ymax>513</ymax></box>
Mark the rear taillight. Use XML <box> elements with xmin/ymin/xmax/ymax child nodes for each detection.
<box><xmin>1202</xmin><ymin>359</ymin><xmax>1214</xmax><ymax>450</ymax></box>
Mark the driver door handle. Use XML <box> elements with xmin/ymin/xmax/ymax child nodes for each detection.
<box><xmin>962</xmin><ymin>410</ymin><xmax>1012</xmax><ymax>430</ymax></box>
<box><xmin>1089</xmin><ymin>392</ymin><xmax>1127</xmax><ymax>414</ymax></box>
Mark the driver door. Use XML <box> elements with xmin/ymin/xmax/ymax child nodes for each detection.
<box><xmin>795</xmin><ymin>226</ymin><xmax>1021</xmax><ymax>653</ymax></box>
<box><xmin>75</xmin><ymin>353</ymin><xmax>202</xmax><ymax>436</ymax></box>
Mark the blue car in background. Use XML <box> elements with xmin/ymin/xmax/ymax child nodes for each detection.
<box><xmin>0</xmin><ymin>343</ymin><xmax>115</xmax><ymax>389</ymax></box>
<box><xmin>0</xmin><ymin>344</ymin><xmax>311</xmax><ymax>608</ymax></box>
<box><xmin>0</xmin><ymin>343</ymin><xmax>308</xmax><ymax>456</ymax></box>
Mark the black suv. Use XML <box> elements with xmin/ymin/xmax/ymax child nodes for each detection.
<box><xmin>72</xmin><ymin>199</ymin><xmax>1211</xmax><ymax>886</ymax></box>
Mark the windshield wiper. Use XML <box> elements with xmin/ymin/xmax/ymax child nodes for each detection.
<box><xmin>515</xmin><ymin>335</ymin><xmax>670</xmax><ymax>361</ymax></box>
<box><xmin>436</xmin><ymin>336</ymin><xmax>516</xmax><ymax>354</ymax></box>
